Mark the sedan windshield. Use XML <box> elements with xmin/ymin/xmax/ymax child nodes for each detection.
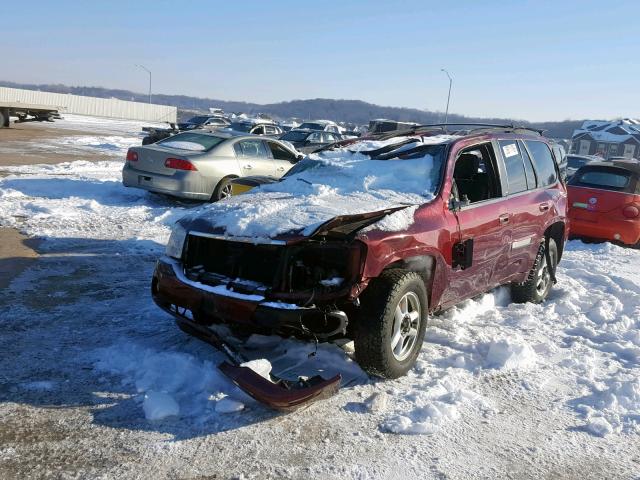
<box><xmin>281</xmin><ymin>131</ymin><xmax>310</xmax><ymax>142</ymax></box>
<box><xmin>157</xmin><ymin>132</ymin><xmax>225</xmax><ymax>151</ymax></box>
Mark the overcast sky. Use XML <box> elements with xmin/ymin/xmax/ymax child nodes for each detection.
<box><xmin>3</xmin><ymin>0</ymin><xmax>638</xmax><ymax>122</ymax></box>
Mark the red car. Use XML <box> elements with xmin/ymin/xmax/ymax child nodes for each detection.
<box><xmin>568</xmin><ymin>159</ymin><xmax>640</xmax><ymax>247</ymax></box>
<box><xmin>153</xmin><ymin>125</ymin><xmax>568</xmax><ymax>383</ymax></box>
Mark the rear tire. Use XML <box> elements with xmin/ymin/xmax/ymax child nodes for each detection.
<box><xmin>511</xmin><ymin>238</ymin><xmax>558</xmax><ymax>304</ymax></box>
<box><xmin>211</xmin><ymin>176</ymin><xmax>235</xmax><ymax>202</ymax></box>
<box><xmin>354</xmin><ymin>269</ymin><xmax>428</xmax><ymax>379</ymax></box>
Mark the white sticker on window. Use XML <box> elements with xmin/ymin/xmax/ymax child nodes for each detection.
<box><xmin>502</xmin><ymin>143</ymin><xmax>519</xmax><ymax>158</ymax></box>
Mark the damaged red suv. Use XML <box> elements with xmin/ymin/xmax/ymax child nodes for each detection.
<box><xmin>152</xmin><ymin>125</ymin><xmax>568</xmax><ymax>379</ymax></box>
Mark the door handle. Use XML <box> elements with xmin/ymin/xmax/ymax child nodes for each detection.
<box><xmin>539</xmin><ymin>202</ymin><xmax>550</xmax><ymax>212</ymax></box>
<box><xmin>276</xmin><ymin>166</ymin><xmax>285</xmax><ymax>171</ymax></box>
<box><xmin>498</xmin><ymin>214</ymin><xmax>510</xmax><ymax>225</ymax></box>
<box><xmin>244</xmin><ymin>164</ymin><xmax>253</xmax><ymax>170</ymax></box>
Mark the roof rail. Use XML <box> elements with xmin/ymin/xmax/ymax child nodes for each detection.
<box><xmin>414</xmin><ymin>123</ymin><xmax>545</xmax><ymax>136</ymax></box>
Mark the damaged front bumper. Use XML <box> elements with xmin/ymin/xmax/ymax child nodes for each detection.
<box><xmin>152</xmin><ymin>257</ymin><xmax>347</xmax><ymax>337</ymax></box>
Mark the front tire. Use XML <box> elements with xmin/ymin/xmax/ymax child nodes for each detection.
<box><xmin>355</xmin><ymin>269</ymin><xmax>428</xmax><ymax>379</ymax></box>
<box><xmin>511</xmin><ymin>238</ymin><xmax>558</xmax><ymax>304</ymax></box>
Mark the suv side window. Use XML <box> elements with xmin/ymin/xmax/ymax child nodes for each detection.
<box><xmin>518</xmin><ymin>140</ymin><xmax>538</xmax><ymax>189</ymax></box>
<box><xmin>499</xmin><ymin>140</ymin><xmax>528</xmax><ymax>194</ymax></box>
<box><xmin>524</xmin><ymin>141</ymin><xmax>557</xmax><ymax>186</ymax></box>
<box><xmin>453</xmin><ymin>143</ymin><xmax>502</xmax><ymax>204</ymax></box>
<box><xmin>233</xmin><ymin>139</ymin><xmax>269</xmax><ymax>158</ymax></box>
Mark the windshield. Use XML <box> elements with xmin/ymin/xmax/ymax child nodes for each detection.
<box><xmin>281</xmin><ymin>131</ymin><xmax>310</xmax><ymax>142</ymax></box>
<box><xmin>298</xmin><ymin>122</ymin><xmax>324</xmax><ymax>131</ymax></box>
<box><xmin>279</xmin><ymin>142</ymin><xmax>448</xmax><ymax>197</ymax></box>
<box><xmin>157</xmin><ymin>132</ymin><xmax>225</xmax><ymax>151</ymax></box>
<box><xmin>229</xmin><ymin>122</ymin><xmax>253</xmax><ymax>132</ymax></box>
<box><xmin>186</xmin><ymin>116</ymin><xmax>210</xmax><ymax>125</ymax></box>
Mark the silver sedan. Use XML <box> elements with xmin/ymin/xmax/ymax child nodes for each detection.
<box><xmin>122</xmin><ymin>131</ymin><xmax>302</xmax><ymax>201</ymax></box>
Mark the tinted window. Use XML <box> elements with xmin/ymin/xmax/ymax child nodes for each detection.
<box><xmin>229</xmin><ymin>122</ymin><xmax>253</xmax><ymax>132</ymax></box>
<box><xmin>307</xmin><ymin>132</ymin><xmax>323</xmax><ymax>143</ymax></box>
<box><xmin>525</xmin><ymin>141</ymin><xmax>557</xmax><ymax>186</ymax></box>
<box><xmin>518</xmin><ymin>140</ymin><xmax>537</xmax><ymax>189</ymax></box>
<box><xmin>298</xmin><ymin>122</ymin><xmax>324</xmax><ymax>131</ymax></box>
<box><xmin>569</xmin><ymin>167</ymin><xmax>634</xmax><ymax>192</ymax></box>
<box><xmin>281</xmin><ymin>131</ymin><xmax>310</xmax><ymax>142</ymax></box>
<box><xmin>252</xmin><ymin>126</ymin><xmax>265</xmax><ymax>135</ymax></box>
<box><xmin>499</xmin><ymin>140</ymin><xmax>527</xmax><ymax>194</ymax></box>
<box><xmin>233</xmin><ymin>140</ymin><xmax>269</xmax><ymax>158</ymax></box>
<box><xmin>267</xmin><ymin>142</ymin><xmax>297</xmax><ymax>161</ymax></box>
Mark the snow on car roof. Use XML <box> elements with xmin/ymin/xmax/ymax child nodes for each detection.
<box><xmin>182</xmin><ymin>134</ymin><xmax>459</xmax><ymax>239</ymax></box>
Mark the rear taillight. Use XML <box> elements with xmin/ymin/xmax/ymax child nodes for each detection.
<box><xmin>126</xmin><ymin>149</ymin><xmax>138</xmax><ymax>162</ymax></box>
<box><xmin>165</xmin><ymin>158</ymin><xmax>197</xmax><ymax>171</ymax></box>
<box><xmin>622</xmin><ymin>205</ymin><xmax>639</xmax><ymax>219</ymax></box>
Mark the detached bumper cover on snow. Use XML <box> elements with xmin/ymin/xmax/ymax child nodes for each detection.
<box><xmin>172</xmin><ymin>304</ymin><xmax>341</xmax><ymax>412</ymax></box>
<box><xmin>152</xmin><ymin>257</ymin><xmax>329</xmax><ymax>331</ymax></box>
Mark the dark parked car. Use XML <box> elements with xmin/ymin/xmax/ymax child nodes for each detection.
<box><xmin>279</xmin><ymin>129</ymin><xmax>343</xmax><ymax>153</ymax></box>
<box><xmin>227</xmin><ymin>120</ymin><xmax>283</xmax><ymax>137</ymax></box>
<box><xmin>178</xmin><ymin>115</ymin><xmax>230</xmax><ymax>131</ymax></box>
<box><xmin>153</xmin><ymin>125</ymin><xmax>568</xmax><ymax>379</ymax></box>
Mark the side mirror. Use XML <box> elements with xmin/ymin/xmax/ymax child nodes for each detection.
<box><xmin>449</xmin><ymin>195</ymin><xmax>470</xmax><ymax>212</ymax></box>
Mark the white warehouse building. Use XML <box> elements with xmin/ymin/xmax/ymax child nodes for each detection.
<box><xmin>0</xmin><ymin>87</ymin><xmax>177</xmax><ymax>124</ymax></box>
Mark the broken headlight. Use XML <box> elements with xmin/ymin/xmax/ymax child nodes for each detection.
<box><xmin>165</xmin><ymin>223</ymin><xmax>187</xmax><ymax>259</ymax></box>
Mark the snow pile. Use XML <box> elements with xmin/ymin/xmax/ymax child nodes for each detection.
<box><xmin>93</xmin><ymin>341</ymin><xmax>245</xmax><ymax>420</ymax></box>
<box><xmin>381</xmin><ymin>374</ymin><xmax>488</xmax><ymax>435</ymax></box>
<box><xmin>577</xmin><ymin>377</ymin><xmax>640</xmax><ymax>436</ymax></box>
<box><xmin>181</xmin><ymin>135</ymin><xmax>456</xmax><ymax>239</ymax></box>
<box><xmin>485</xmin><ymin>337</ymin><xmax>537</xmax><ymax>370</ymax></box>
<box><xmin>0</xmin><ymin>160</ymin><xmax>185</xmax><ymax>244</ymax></box>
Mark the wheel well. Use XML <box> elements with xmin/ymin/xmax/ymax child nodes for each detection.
<box><xmin>382</xmin><ymin>255</ymin><xmax>436</xmax><ymax>305</ymax></box>
<box><xmin>545</xmin><ymin>222</ymin><xmax>565</xmax><ymax>260</ymax></box>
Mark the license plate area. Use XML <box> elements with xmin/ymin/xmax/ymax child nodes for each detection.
<box><xmin>138</xmin><ymin>175</ymin><xmax>153</xmax><ymax>185</ymax></box>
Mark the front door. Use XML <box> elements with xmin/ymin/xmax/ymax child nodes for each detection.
<box><xmin>440</xmin><ymin>142</ymin><xmax>511</xmax><ymax>306</ymax></box>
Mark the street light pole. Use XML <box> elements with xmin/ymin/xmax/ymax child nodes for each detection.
<box><xmin>441</xmin><ymin>68</ymin><xmax>453</xmax><ymax>124</ymax></box>
<box><xmin>135</xmin><ymin>64</ymin><xmax>152</xmax><ymax>104</ymax></box>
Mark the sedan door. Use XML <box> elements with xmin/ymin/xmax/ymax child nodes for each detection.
<box><xmin>233</xmin><ymin>139</ymin><xmax>276</xmax><ymax>177</ymax></box>
<box><xmin>265</xmin><ymin>140</ymin><xmax>299</xmax><ymax>178</ymax></box>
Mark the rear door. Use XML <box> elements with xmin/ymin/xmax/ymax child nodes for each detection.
<box><xmin>494</xmin><ymin>139</ymin><xmax>552</xmax><ymax>281</ymax></box>
<box><xmin>233</xmin><ymin>139</ymin><xmax>276</xmax><ymax>177</ymax></box>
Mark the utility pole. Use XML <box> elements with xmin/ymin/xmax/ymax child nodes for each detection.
<box><xmin>441</xmin><ymin>69</ymin><xmax>453</xmax><ymax>124</ymax></box>
<box><xmin>135</xmin><ymin>64</ymin><xmax>152</xmax><ymax>104</ymax></box>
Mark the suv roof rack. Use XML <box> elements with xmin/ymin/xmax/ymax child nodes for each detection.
<box><xmin>414</xmin><ymin>123</ymin><xmax>545</xmax><ymax>136</ymax></box>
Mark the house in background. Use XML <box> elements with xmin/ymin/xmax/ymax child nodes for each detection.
<box><xmin>570</xmin><ymin>119</ymin><xmax>640</xmax><ymax>159</ymax></box>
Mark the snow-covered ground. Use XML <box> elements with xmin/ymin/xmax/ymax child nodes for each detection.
<box><xmin>0</xmin><ymin>116</ymin><xmax>639</xmax><ymax>479</ymax></box>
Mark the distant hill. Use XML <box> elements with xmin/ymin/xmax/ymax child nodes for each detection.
<box><xmin>0</xmin><ymin>80</ymin><xmax>589</xmax><ymax>138</ymax></box>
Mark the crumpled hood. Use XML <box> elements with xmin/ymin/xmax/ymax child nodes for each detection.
<box><xmin>178</xmin><ymin>189</ymin><xmax>420</xmax><ymax>241</ymax></box>
<box><xmin>176</xmin><ymin>135</ymin><xmax>450</xmax><ymax>241</ymax></box>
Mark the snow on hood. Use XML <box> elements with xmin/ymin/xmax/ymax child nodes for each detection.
<box><xmin>181</xmin><ymin>135</ymin><xmax>456</xmax><ymax>239</ymax></box>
